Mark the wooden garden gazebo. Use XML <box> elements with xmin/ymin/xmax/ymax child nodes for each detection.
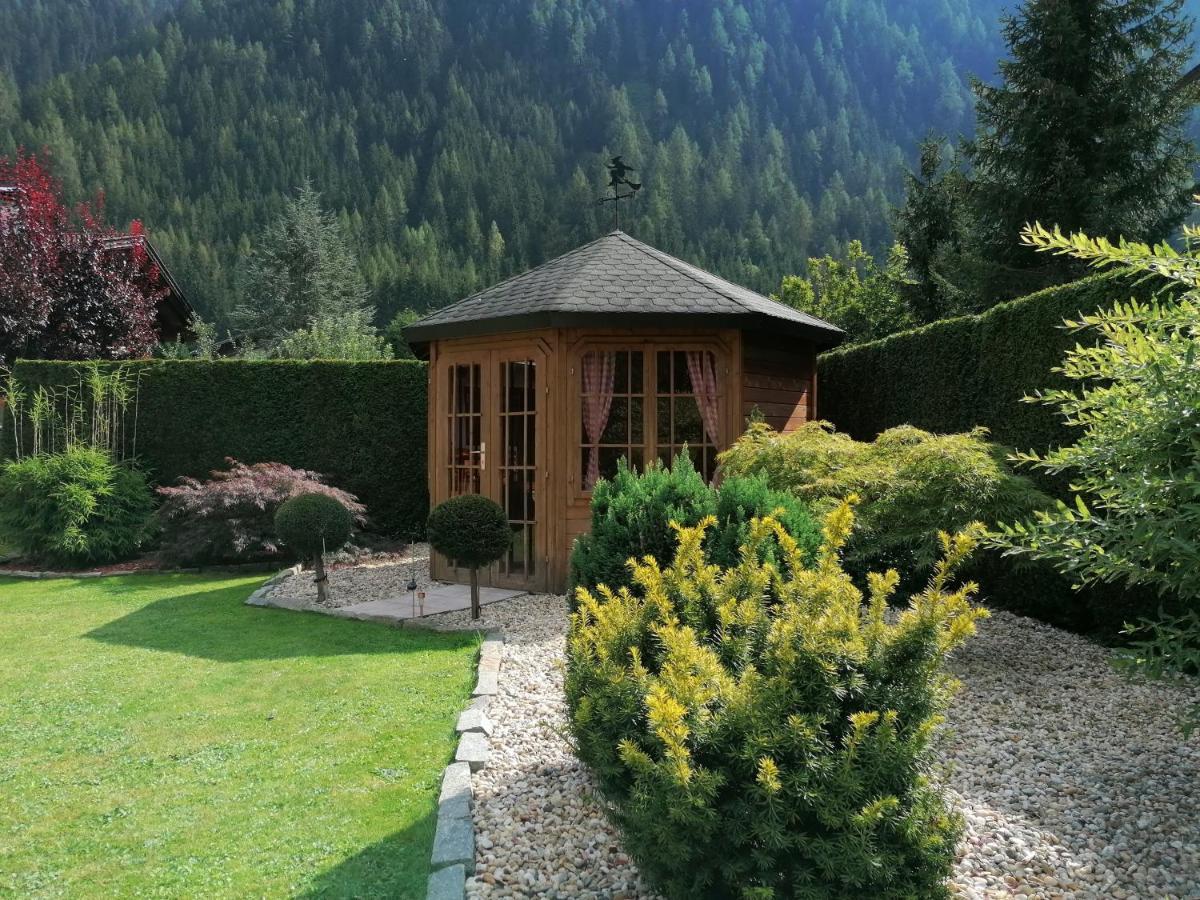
<box><xmin>404</xmin><ymin>230</ymin><xmax>844</xmax><ymax>594</ymax></box>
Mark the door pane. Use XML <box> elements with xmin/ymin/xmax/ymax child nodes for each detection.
<box><xmin>447</xmin><ymin>363</ymin><xmax>482</xmax><ymax>498</ymax></box>
<box><xmin>498</xmin><ymin>359</ymin><xmax>536</xmax><ymax>580</ymax></box>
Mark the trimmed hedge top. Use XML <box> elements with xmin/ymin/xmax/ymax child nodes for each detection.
<box><xmin>817</xmin><ymin>273</ymin><xmax>1167</xmax><ymax>454</ymax></box>
<box><xmin>3</xmin><ymin>359</ymin><xmax>429</xmax><ymax>536</ymax></box>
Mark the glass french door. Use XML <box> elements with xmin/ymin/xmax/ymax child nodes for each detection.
<box><xmin>443</xmin><ymin>349</ymin><xmax>543</xmax><ymax>591</ymax></box>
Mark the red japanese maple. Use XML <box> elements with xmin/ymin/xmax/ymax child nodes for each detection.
<box><xmin>0</xmin><ymin>150</ymin><xmax>163</xmax><ymax>363</ymax></box>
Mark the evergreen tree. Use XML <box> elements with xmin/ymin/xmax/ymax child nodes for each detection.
<box><xmin>893</xmin><ymin>136</ymin><xmax>980</xmax><ymax>322</ymax></box>
<box><xmin>0</xmin><ymin>0</ymin><xmax>1011</xmax><ymax>323</ymax></box>
<box><xmin>968</xmin><ymin>0</ymin><xmax>1198</xmax><ymax>298</ymax></box>
<box><xmin>232</xmin><ymin>182</ymin><xmax>372</xmax><ymax>350</ymax></box>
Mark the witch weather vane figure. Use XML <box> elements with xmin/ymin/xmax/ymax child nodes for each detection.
<box><xmin>597</xmin><ymin>155</ymin><xmax>642</xmax><ymax>230</ymax></box>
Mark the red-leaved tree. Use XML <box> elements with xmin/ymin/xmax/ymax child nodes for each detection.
<box><xmin>0</xmin><ymin>150</ymin><xmax>163</xmax><ymax>363</ymax></box>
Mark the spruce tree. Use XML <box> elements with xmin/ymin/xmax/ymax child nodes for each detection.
<box><xmin>968</xmin><ymin>0</ymin><xmax>1197</xmax><ymax>298</ymax></box>
<box><xmin>893</xmin><ymin>136</ymin><xmax>979</xmax><ymax>322</ymax></box>
<box><xmin>232</xmin><ymin>182</ymin><xmax>372</xmax><ymax>349</ymax></box>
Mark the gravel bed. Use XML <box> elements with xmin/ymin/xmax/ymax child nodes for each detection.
<box><xmin>264</xmin><ymin>543</ymin><xmax>432</xmax><ymax>609</ymax></box>
<box><xmin>943</xmin><ymin>611</ymin><xmax>1200</xmax><ymax>899</ymax></box>
<box><xmin>425</xmin><ymin>596</ymin><xmax>1200</xmax><ymax>899</ymax></box>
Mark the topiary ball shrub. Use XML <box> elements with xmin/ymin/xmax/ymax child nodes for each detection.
<box><xmin>566</xmin><ymin>501</ymin><xmax>987</xmax><ymax>899</ymax></box>
<box><xmin>426</xmin><ymin>494</ymin><xmax>512</xmax><ymax>619</ymax></box>
<box><xmin>275</xmin><ymin>493</ymin><xmax>355</xmax><ymax>560</ymax></box>
<box><xmin>0</xmin><ymin>447</ymin><xmax>155</xmax><ymax>567</ymax></box>
<box><xmin>275</xmin><ymin>492</ymin><xmax>355</xmax><ymax>604</ymax></box>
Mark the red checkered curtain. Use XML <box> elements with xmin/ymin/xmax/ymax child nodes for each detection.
<box><xmin>686</xmin><ymin>350</ymin><xmax>720</xmax><ymax>451</ymax></box>
<box><xmin>582</xmin><ymin>350</ymin><xmax>617</xmax><ymax>490</ymax></box>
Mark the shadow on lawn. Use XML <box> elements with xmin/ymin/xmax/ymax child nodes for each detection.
<box><xmin>85</xmin><ymin>579</ymin><xmax>477</xmax><ymax>662</ymax></box>
<box><xmin>298</xmin><ymin>809</ymin><xmax>438</xmax><ymax>900</ymax></box>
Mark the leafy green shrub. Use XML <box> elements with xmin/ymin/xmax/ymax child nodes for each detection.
<box><xmin>155</xmin><ymin>459</ymin><xmax>365</xmax><ymax>565</ymax></box>
<box><xmin>426</xmin><ymin>494</ymin><xmax>512</xmax><ymax>619</ymax></box>
<box><xmin>275</xmin><ymin>493</ymin><xmax>354</xmax><ymax>559</ymax></box>
<box><xmin>0</xmin><ymin>447</ymin><xmax>155</xmax><ymax>566</ymax></box>
<box><xmin>994</xmin><ymin>224</ymin><xmax>1200</xmax><ymax>729</ymax></box>
<box><xmin>720</xmin><ymin>421</ymin><xmax>1051</xmax><ymax>589</ymax></box>
<box><xmin>569</xmin><ymin>456</ymin><xmax>823</xmax><ymax>600</ymax></box>
<box><xmin>566</xmin><ymin>501</ymin><xmax>986</xmax><ymax>899</ymax></box>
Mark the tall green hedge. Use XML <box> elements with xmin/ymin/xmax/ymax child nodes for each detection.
<box><xmin>3</xmin><ymin>360</ymin><xmax>429</xmax><ymax>536</ymax></box>
<box><xmin>817</xmin><ymin>273</ymin><xmax>1166</xmax><ymax>453</ymax></box>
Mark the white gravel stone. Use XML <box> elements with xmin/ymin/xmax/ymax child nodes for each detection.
<box><xmin>265</xmin><ymin>543</ymin><xmax>432</xmax><ymax>609</ymax></box>
<box><xmin>425</xmin><ymin>596</ymin><xmax>1200</xmax><ymax>899</ymax></box>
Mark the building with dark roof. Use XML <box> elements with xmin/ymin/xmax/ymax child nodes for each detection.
<box><xmin>405</xmin><ymin>230</ymin><xmax>843</xmax><ymax>594</ymax></box>
<box><xmin>100</xmin><ymin>234</ymin><xmax>196</xmax><ymax>345</ymax></box>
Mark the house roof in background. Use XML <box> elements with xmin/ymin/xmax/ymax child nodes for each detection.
<box><xmin>404</xmin><ymin>231</ymin><xmax>844</xmax><ymax>355</ymax></box>
<box><xmin>100</xmin><ymin>234</ymin><xmax>195</xmax><ymax>342</ymax></box>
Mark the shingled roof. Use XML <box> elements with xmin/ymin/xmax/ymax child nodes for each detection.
<box><xmin>404</xmin><ymin>231</ymin><xmax>843</xmax><ymax>355</ymax></box>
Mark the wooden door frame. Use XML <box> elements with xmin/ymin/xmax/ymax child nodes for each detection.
<box><xmin>429</xmin><ymin>341</ymin><xmax>549</xmax><ymax>593</ymax></box>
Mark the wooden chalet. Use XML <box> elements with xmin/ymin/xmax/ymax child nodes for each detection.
<box><xmin>404</xmin><ymin>230</ymin><xmax>844</xmax><ymax>594</ymax></box>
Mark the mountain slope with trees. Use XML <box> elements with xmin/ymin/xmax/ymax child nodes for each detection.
<box><xmin>0</xmin><ymin>0</ymin><xmax>1016</xmax><ymax>325</ymax></box>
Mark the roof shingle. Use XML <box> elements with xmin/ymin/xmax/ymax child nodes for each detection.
<box><xmin>404</xmin><ymin>231</ymin><xmax>843</xmax><ymax>352</ymax></box>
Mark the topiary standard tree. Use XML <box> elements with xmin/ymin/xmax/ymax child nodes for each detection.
<box><xmin>275</xmin><ymin>492</ymin><xmax>354</xmax><ymax>604</ymax></box>
<box><xmin>426</xmin><ymin>494</ymin><xmax>511</xmax><ymax>620</ymax></box>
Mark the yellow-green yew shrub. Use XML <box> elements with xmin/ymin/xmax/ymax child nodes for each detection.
<box><xmin>565</xmin><ymin>499</ymin><xmax>986</xmax><ymax>899</ymax></box>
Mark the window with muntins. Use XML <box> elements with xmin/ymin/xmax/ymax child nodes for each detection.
<box><xmin>578</xmin><ymin>346</ymin><xmax>721</xmax><ymax>490</ymax></box>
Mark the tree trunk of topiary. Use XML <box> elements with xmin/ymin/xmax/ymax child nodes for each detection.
<box><xmin>469</xmin><ymin>566</ymin><xmax>481</xmax><ymax>620</ymax></box>
<box><xmin>313</xmin><ymin>553</ymin><xmax>330</xmax><ymax>605</ymax></box>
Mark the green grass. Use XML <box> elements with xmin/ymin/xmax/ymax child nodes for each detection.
<box><xmin>0</xmin><ymin>573</ymin><xmax>479</xmax><ymax>898</ymax></box>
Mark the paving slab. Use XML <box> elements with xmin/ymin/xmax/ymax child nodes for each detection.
<box><xmin>456</xmin><ymin>707</ymin><xmax>494</xmax><ymax>736</ymax></box>
<box><xmin>455</xmin><ymin>731</ymin><xmax>489</xmax><ymax>772</ymax></box>
<box><xmin>427</xmin><ymin>863</ymin><xmax>466</xmax><ymax>900</ymax></box>
<box><xmin>248</xmin><ymin>579</ymin><xmax>524</xmax><ymax>625</ymax></box>
<box><xmin>431</xmin><ymin>814</ymin><xmax>475</xmax><ymax>873</ymax></box>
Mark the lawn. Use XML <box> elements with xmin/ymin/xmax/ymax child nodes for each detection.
<box><xmin>0</xmin><ymin>573</ymin><xmax>479</xmax><ymax>899</ymax></box>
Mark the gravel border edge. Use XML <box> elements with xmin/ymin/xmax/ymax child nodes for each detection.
<box><xmin>243</xmin><ymin>564</ymin><xmax>303</xmax><ymax>605</ymax></box>
<box><xmin>428</xmin><ymin>629</ymin><xmax>504</xmax><ymax>900</ymax></box>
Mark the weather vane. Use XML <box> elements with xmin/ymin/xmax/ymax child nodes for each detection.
<box><xmin>597</xmin><ymin>156</ymin><xmax>641</xmax><ymax>231</ymax></box>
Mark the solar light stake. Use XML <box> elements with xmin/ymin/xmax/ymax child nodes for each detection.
<box><xmin>407</xmin><ymin>532</ymin><xmax>419</xmax><ymax>617</ymax></box>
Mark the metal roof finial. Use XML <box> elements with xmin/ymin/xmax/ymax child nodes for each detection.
<box><xmin>597</xmin><ymin>155</ymin><xmax>641</xmax><ymax>231</ymax></box>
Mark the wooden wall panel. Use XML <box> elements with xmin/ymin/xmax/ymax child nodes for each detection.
<box><xmin>740</xmin><ymin>335</ymin><xmax>817</xmax><ymax>434</ymax></box>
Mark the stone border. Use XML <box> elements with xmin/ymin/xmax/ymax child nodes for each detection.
<box><xmin>428</xmin><ymin>629</ymin><xmax>503</xmax><ymax>900</ymax></box>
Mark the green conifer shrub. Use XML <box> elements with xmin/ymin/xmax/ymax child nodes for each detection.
<box><xmin>568</xmin><ymin>456</ymin><xmax>822</xmax><ymax>600</ymax></box>
<box><xmin>568</xmin><ymin>455</ymin><xmax>716</xmax><ymax>597</ymax></box>
<box><xmin>0</xmin><ymin>447</ymin><xmax>155</xmax><ymax>566</ymax></box>
<box><xmin>565</xmin><ymin>501</ymin><xmax>987</xmax><ymax>899</ymax></box>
